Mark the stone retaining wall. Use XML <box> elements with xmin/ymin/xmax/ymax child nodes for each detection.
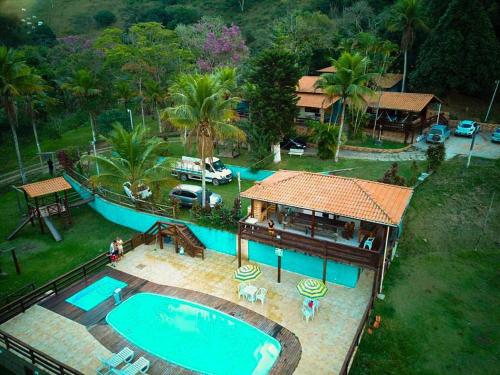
<box><xmin>340</xmin><ymin>144</ymin><xmax>413</xmax><ymax>154</ymax></box>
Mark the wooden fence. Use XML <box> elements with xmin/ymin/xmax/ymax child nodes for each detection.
<box><xmin>0</xmin><ymin>234</ymin><xmax>144</xmax><ymax>374</ymax></box>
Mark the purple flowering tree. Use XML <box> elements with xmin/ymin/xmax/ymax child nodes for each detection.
<box><xmin>177</xmin><ymin>17</ymin><xmax>248</xmax><ymax>72</ymax></box>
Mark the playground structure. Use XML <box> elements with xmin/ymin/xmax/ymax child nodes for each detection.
<box><xmin>7</xmin><ymin>177</ymin><xmax>92</xmax><ymax>242</ymax></box>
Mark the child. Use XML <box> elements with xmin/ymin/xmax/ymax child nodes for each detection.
<box><xmin>109</xmin><ymin>240</ymin><xmax>118</xmax><ymax>267</ymax></box>
<box><xmin>116</xmin><ymin>237</ymin><xmax>124</xmax><ymax>257</ymax></box>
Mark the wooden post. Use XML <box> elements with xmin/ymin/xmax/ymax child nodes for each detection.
<box><xmin>34</xmin><ymin>197</ymin><xmax>44</xmax><ymax>234</ymax></box>
<box><xmin>237</xmin><ymin>224</ymin><xmax>242</xmax><ymax>267</ymax></box>
<box><xmin>11</xmin><ymin>248</ymin><xmax>21</xmax><ymax>275</ymax></box>
<box><xmin>23</xmin><ymin>191</ymin><xmax>34</xmax><ymax>226</ymax></box>
<box><xmin>311</xmin><ymin>211</ymin><xmax>316</xmax><ymax>238</ymax></box>
<box><xmin>250</xmin><ymin>199</ymin><xmax>254</xmax><ymax>218</ymax></box>
<box><xmin>55</xmin><ymin>192</ymin><xmax>61</xmax><ymax>216</ymax></box>
<box><xmin>158</xmin><ymin>222</ymin><xmax>163</xmax><ymax>249</ymax></box>
<box><xmin>420</xmin><ymin>106</ymin><xmax>427</xmax><ymax>135</ymax></box>
<box><xmin>379</xmin><ymin>226</ymin><xmax>391</xmax><ymax>294</ymax></box>
<box><xmin>277</xmin><ymin>255</ymin><xmax>281</xmax><ymax>283</ymax></box>
<box><xmin>322</xmin><ymin>246</ymin><xmax>327</xmax><ymax>283</ymax></box>
<box><xmin>64</xmin><ymin>190</ymin><xmax>72</xmax><ymax>225</ymax></box>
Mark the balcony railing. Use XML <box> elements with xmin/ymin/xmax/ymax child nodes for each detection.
<box><xmin>239</xmin><ymin>220</ymin><xmax>381</xmax><ymax>270</ymax></box>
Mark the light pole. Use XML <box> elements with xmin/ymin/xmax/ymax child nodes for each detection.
<box><xmin>484</xmin><ymin>80</ymin><xmax>499</xmax><ymax>123</ymax></box>
<box><xmin>127</xmin><ymin>109</ymin><xmax>134</xmax><ymax>130</ymax></box>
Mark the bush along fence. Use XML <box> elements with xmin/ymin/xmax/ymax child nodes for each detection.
<box><xmin>0</xmin><ymin>233</ymin><xmax>144</xmax><ymax>375</ymax></box>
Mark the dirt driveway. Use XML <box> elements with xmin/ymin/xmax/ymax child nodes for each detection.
<box><xmin>415</xmin><ymin>132</ymin><xmax>500</xmax><ymax>160</ymax></box>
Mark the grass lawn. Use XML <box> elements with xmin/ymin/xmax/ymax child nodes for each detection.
<box><xmin>351</xmin><ymin>157</ymin><xmax>500</xmax><ymax>375</ymax></box>
<box><xmin>0</xmin><ymin>190</ymin><xmax>136</xmax><ymax>301</ymax></box>
<box><xmin>346</xmin><ymin>137</ymin><xmax>406</xmax><ymax>150</ymax></box>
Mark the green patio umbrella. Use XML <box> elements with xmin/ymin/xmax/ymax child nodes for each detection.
<box><xmin>234</xmin><ymin>264</ymin><xmax>262</xmax><ymax>282</ymax></box>
<box><xmin>297</xmin><ymin>278</ymin><xmax>328</xmax><ymax>299</ymax></box>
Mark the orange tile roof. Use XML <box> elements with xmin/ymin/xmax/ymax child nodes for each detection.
<box><xmin>366</xmin><ymin>91</ymin><xmax>439</xmax><ymax>113</ymax></box>
<box><xmin>241</xmin><ymin>171</ymin><xmax>413</xmax><ymax>226</ymax></box>
<box><xmin>317</xmin><ymin>66</ymin><xmax>337</xmax><ymax>73</ymax></box>
<box><xmin>297</xmin><ymin>93</ymin><xmax>340</xmax><ymax>109</ymax></box>
<box><xmin>297</xmin><ymin>76</ymin><xmax>323</xmax><ymax>93</ymax></box>
<box><xmin>373</xmin><ymin>73</ymin><xmax>403</xmax><ymax>89</ymax></box>
<box><xmin>21</xmin><ymin>177</ymin><xmax>72</xmax><ymax>198</ymax></box>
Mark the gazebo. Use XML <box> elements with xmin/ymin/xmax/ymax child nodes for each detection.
<box><xmin>8</xmin><ymin>177</ymin><xmax>73</xmax><ymax>242</ymax></box>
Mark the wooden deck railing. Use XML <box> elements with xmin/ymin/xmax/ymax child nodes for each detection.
<box><xmin>239</xmin><ymin>221</ymin><xmax>381</xmax><ymax>269</ymax></box>
<box><xmin>339</xmin><ymin>292</ymin><xmax>375</xmax><ymax>374</ymax></box>
<box><xmin>0</xmin><ymin>330</ymin><xmax>83</xmax><ymax>374</ymax></box>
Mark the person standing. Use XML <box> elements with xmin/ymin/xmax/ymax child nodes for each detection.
<box><xmin>116</xmin><ymin>237</ymin><xmax>124</xmax><ymax>257</ymax></box>
<box><xmin>47</xmin><ymin>158</ymin><xmax>54</xmax><ymax>176</ymax></box>
<box><xmin>109</xmin><ymin>240</ymin><xmax>118</xmax><ymax>267</ymax></box>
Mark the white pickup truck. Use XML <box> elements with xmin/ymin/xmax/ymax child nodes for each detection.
<box><xmin>171</xmin><ymin>156</ymin><xmax>233</xmax><ymax>185</ymax></box>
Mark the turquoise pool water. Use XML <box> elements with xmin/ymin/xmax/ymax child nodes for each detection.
<box><xmin>106</xmin><ymin>293</ymin><xmax>281</xmax><ymax>375</ymax></box>
<box><xmin>226</xmin><ymin>165</ymin><xmax>275</xmax><ymax>181</ymax></box>
<box><xmin>66</xmin><ymin>276</ymin><xmax>127</xmax><ymax>311</ymax></box>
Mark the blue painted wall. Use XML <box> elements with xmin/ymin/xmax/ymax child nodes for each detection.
<box><xmin>248</xmin><ymin>241</ymin><xmax>360</xmax><ymax>288</ymax></box>
<box><xmin>66</xmin><ymin>174</ymin><xmax>359</xmax><ymax>287</ymax></box>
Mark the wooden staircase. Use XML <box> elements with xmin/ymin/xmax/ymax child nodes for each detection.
<box><xmin>144</xmin><ymin>221</ymin><xmax>205</xmax><ymax>259</ymax></box>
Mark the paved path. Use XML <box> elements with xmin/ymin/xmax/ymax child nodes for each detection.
<box><xmin>338</xmin><ymin>149</ymin><xmax>427</xmax><ymax>161</ymax></box>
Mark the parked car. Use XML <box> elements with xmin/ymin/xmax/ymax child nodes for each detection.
<box><xmin>169</xmin><ymin>184</ymin><xmax>222</xmax><ymax>208</ymax></box>
<box><xmin>280</xmin><ymin>137</ymin><xmax>307</xmax><ymax>150</ymax></box>
<box><xmin>123</xmin><ymin>182</ymin><xmax>152</xmax><ymax>201</ymax></box>
<box><xmin>426</xmin><ymin>124</ymin><xmax>451</xmax><ymax>144</ymax></box>
<box><xmin>171</xmin><ymin>156</ymin><xmax>232</xmax><ymax>186</ymax></box>
<box><xmin>491</xmin><ymin>127</ymin><xmax>500</xmax><ymax>143</ymax></box>
<box><xmin>454</xmin><ymin>120</ymin><xmax>480</xmax><ymax>137</ymax></box>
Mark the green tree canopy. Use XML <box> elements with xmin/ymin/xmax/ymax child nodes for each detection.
<box><xmin>247</xmin><ymin>48</ymin><xmax>301</xmax><ymax>147</ymax></box>
<box><xmin>410</xmin><ymin>0</ymin><xmax>500</xmax><ymax>96</ymax></box>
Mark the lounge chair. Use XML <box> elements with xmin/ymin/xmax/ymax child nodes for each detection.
<box><xmin>111</xmin><ymin>356</ymin><xmax>150</xmax><ymax>375</ymax></box>
<box><xmin>96</xmin><ymin>347</ymin><xmax>134</xmax><ymax>375</ymax></box>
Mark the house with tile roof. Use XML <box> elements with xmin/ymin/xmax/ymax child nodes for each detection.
<box><xmin>238</xmin><ymin>170</ymin><xmax>413</xmax><ymax>294</ymax></box>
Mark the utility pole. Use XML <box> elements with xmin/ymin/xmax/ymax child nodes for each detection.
<box><xmin>484</xmin><ymin>80</ymin><xmax>499</xmax><ymax>123</ymax></box>
<box><xmin>466</xmin><ymin>132</ymin><xmax>477</xmax><ymax>169</ymax></box>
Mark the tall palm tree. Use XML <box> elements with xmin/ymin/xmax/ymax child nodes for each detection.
<box><xmin>163</xmin><ymin>70</ymin><xmax>245</xmax><ymax>207</ymax></box>
<box><xmin>61</xmin><ymin>69</ymin><xmax>101</xmax><ymax>173</ymax></box>
<box><xmin>144</xmin><ymin>79</ymin><xmax>166</xmax><ymax>134</ymax></box>
<box><xmin>387</xmin><ymin>0</ymin><xmax>428</xmax><ymax>92</ymax></box>
<box><xmin>114</xmin><ymin>81</ymin><xmax>134</xmax><ymax>109</ymax></box>
<box><xmin>316</xmin><ymin>52</ymin><xmax>374</xmax><ymax>162</ymax></box>
<box><xmin>84</xmin><ymin>123</ymin><xmax>169</xmax><ymax>195</ymax></box>
<box><xmin>24</xmin><ymin>74</ymin><xmax>51</xmax><ymax>166</ymax></box>
<box><xmin>0</xmin><ymin>46</ymin><xmax>43</xmax><ymax>183</ymax></box>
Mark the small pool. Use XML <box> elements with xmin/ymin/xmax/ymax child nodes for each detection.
<box><xmin>226</xmin><ymin>165</ymin><xmax>275</xmax><ymax>181</ymax></box>
<box><xmin>106</xmin><ymin>293</ymin><xmax>281</xmax><ymax>375</ymax></box>
<box><xmin>66</xmin><ymin>276</ymin><xmax>127</xmax><ymax>311</ymax></box>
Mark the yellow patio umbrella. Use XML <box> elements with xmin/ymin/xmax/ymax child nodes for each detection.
<box><xmin>297</xmin><ymin>278</ymin><xmax>328</xmax><ymax>299</ymax></box>
<box><xmin>234</xmin><ymin>264</ymin><xmax>262</xmax><ymax>282</ymax></box>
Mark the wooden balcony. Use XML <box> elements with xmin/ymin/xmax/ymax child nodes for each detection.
<box><xmin>238</xmin><ymin>220</ymin><xmax>382</xmax><ymax>270</ymax></box>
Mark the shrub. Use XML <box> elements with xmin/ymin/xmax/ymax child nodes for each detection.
<box><xmin>427</xmin><ymin>143</ymin><xmax>446</xmax><ymax>171</ymax></box>
<box><xmin>238</xmin><ymin>119</ymin><xmax>272</xmax><ymax>172</ymax></box>
<box><xmin>309</xmin><ymin>120</ymin><xmax>343</xmax><ymax>160</ymax></box>
<box><xmin>379</xmin><ymin>163</ymin><xmax>406</xmax><ymax>186</ymax></box>
<box><xmin>97</xmin><ymin>109</ymin><xmax>130</xmax><ymax>134</ymax></box>
<box><xmin>94</xmin><ymin>10</ymin><xmax>117</xmax><ymax>28</ymax></box>
<box><xmin>408</xmin><ymin>160</ymin><xmax>420</xmax><ymax>186</ymax></box>
<box><xmin>44</xmin><ymin>121</ymin><xmax>62</xmax><ymax>139</ymax></box>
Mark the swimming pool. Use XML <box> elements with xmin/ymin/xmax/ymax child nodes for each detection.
<box><xmin>66</xmin><ymin>276</ymin><xmax>127</xmax><ymax>311</ymax></box>
<box><xmin>106</xmin><ymin>293</ymin><xmax>281</xmax><ymax>375</ymax></box>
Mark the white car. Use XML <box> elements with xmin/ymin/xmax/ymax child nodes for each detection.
<box><xmin>123</xmin><ymin>182</ymin><xmax>152</xmax><ymax>201</ymax></box>
<box><xmin>172</xmin><ymin>156</ymin><xmax>233</xmax><ymax>185</ymax></box>
<box><xmin>454</xmin><ymin>120</ymin><xmax>480</xmax><ymax>137</ymax></box>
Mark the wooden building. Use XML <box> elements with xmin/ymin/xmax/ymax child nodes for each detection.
<box><xmin>238</xmin><ymin>170</ymin><xmax>413</xmax><ymax>296</ymax></box>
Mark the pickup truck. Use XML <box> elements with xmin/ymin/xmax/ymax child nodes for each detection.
<box><xmin>171</xmin><ymin>156</ymin><xmax>233</xmax><ymax>185</ymax></box>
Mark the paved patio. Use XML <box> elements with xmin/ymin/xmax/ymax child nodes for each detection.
<box><xmin>1</xmin><ymin>244</ymin><xmax>373</xmax><ymax>374</ymax></box>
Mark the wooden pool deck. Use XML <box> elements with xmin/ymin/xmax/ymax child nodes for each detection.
<box><xmin>40</xmin><ymin>267</ymin><xmax>301</xmax><ymax>375</ymax></box>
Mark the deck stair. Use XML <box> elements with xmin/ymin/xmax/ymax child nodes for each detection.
<box><xmin>144</xmin><ymin>221</ymin><xmax>205</xmax><ymax>259</ymax></box>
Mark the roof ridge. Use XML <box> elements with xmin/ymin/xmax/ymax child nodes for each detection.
<box><xmin>311</xmin><ymin>171</ymin><xmax>413</xmax><ymax>190</ymax></box>
<box><xmin>352</xmin><ymin>179</ymin><xmax>394</xmax><ymax>224</ymax></box>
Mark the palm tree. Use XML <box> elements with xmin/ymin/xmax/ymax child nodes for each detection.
<box><xmin>84</xmin><ymin>123</ymin><xmax>169</xmax><ymax>195</ymax></box>
<box><xmin>24</xmin><ymin>74</ymin><xmax>51</xmax><ymax>166</ymax></box>
<box><xmin>0</xmin><ymin>47</ymin><xmax>44</xmax><ymax>183</ymax></box>
<box><xmin>143</xmin><ymin>80</ymin><xmax>166</xmax><ymax>134</ymax></box>
<box><xmin>61</xmin><ymin>69</ymin><xmax>101</xmax><ymax>173</ymax></box>
<box><xmin>114</xmin><ymin>81</ymin><xmax>134</xmax><ymax>109</ymax></box>
<box><xmin>387</xmin><ymin>0</ymin><xmax>428</xmax><ymax>92</ymax></box>
<box><xmin>163</xmin><ymin>70</ymin><xmax>245</xmax><ymax>207</ymax></box>
<box><xmin>316</xmin><ymin>52</ymin><xmax>374</xmax><ymax>162</ymax></box>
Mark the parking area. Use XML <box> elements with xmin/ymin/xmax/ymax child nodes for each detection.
<box><xmin>415</xmin><ymin>132</ymin><xmax>500</xmax><ymax>160</ymax></box>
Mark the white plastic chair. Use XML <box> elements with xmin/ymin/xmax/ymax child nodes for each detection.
<box><xmin>302</xmin><ymin>306</ymin><xmax>313</xmax><ymax>322</ymax></box>
<box><xmin>112</xmin><ymin>356</ymin><xmax>149</xmax><ymax>375</ymax></box>
<box><xmin>303</xmin><ymin>298</ymin><xmax>320</xmax><ymax>316</ymax></box>
<box><xmin>255</xmin><ymin>288</ymin><xmax>267</xmax><ymax>304</ymax></box>
<box><xmin>237</xmin><ymin>283</ymin><xmax>248</xmax><ymax>300</ymax></box>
